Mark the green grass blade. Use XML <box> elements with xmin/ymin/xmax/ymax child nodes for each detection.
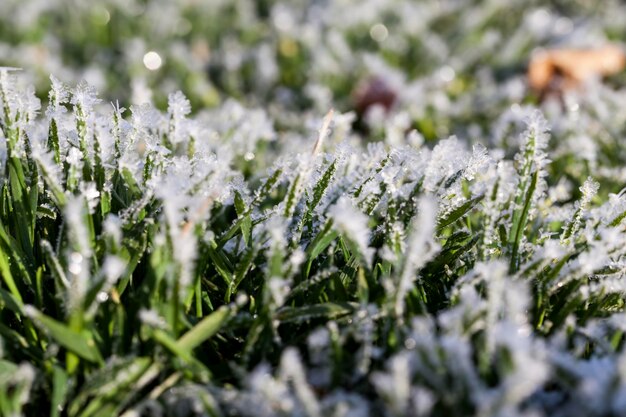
<box><xmin>509</xmin><ymin>171</ymin><xmax>538</xmax><ymax>272</ymax></box>
<box><xmin>0</xmin><ymin>287</ymin><xmax>23</xmax><ymax>314</ymax></box>
<box><xmin>275</xmin><ymin>302</ymin><xmax>357</xmax><ymax>323</ymax></box>
<box><xmin>51</xmin><ymin>366</ymin><xmax>69</xmax><ymax>417</ymax></box>
<box><xmin>234</xmin><ymin>191</ymin><xmax>252</xmax><ymax>246</ymax></box>
<box><xmin>28</xmin><ymin>308</ymin><xmax>103</xmax><ymax>364</ymax></box>
<box><xmin>304</xmin><ymin>221</ymin><xmax>337</xmax><ymax>277</ymax></box>
<box><xmin>176</xmin><ymin>306</ymin><xmax>231</xmax><ymax>351</ymax></box>
<box><xmin>437</xmin><ymin>195</ymin><xmax>484</xmax><ymax>232</ymax></box>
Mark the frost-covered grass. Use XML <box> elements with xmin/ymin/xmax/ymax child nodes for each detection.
<box><xmin>4</xmin><ymin>1</ymin><xmax>626</xmax><ymax>417</ymax></box>
<box><xmin>2</xmin><ymin>67</ymin><xmax>626</xmax><ymax>416</ymax></box>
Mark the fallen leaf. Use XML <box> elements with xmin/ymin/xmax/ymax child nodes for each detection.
<box><xmin>352</xmin><ymin>76</ymin><xmax>397</xmax><ymax>115</ymax></box>
<box><xmin>528</xmin><ymin>45</ymin><xmax>625</xmax><ymax>93</ymax></box>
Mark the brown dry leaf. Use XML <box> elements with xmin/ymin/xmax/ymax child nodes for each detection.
<box><xmin>352</xmin><ymin>76</ymin><xmax>397</xmax><ymax>115</ymax></box>
<box><xmin>528</xmin><ymin>45</ymin><xmax>626</xmax><ymax>93</ymax></box>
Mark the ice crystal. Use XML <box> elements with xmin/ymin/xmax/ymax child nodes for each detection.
<box><xmin>327</xmin><ymin>197</ymin><xmax>373</xmax><ymax>266</ymax></box>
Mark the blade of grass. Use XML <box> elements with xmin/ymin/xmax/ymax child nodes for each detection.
<box><xmin>176</xmin><ymin>306</ymin><xmax>231</xmax><ymax>352</ymax></box>
<box><xmin>28</xmin><ymin>308</ymin><xmax>103</xmax><ymax>365</ymax></box>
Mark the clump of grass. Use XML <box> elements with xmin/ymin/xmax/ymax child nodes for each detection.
<box><xmin>2</xmin><ymin>67</ymin><xmax>626</xmax><ymax>417</ymax></box>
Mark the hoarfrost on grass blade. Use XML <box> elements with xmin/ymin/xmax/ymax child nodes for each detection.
<box><xmin>394</xmin><ymin>196</ymin><xmax>440</xmax><ymax>317</ymax></box>
<box><xmin>71</xmin><ymin>81</ymin><xmax>101</xmax><ymax>115</ymax></box>
<box><xmin>139</xmin><ymin>309</ymin><xmax>168</xmax><ymax>329</ymax></box>
<box><xmin>279</xmin><ymin>348</ymin><xmax>321</xmax><ymax>417</ymax></box>
<box><xmin>327</xmin><ymin>196</ymin><xmax>374</xmax><ymax>266</ymax></box>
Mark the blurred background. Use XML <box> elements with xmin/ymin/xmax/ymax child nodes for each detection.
<box><xmin>4</xmin><ymin>0</ymin><xmax>626</xmax><ymax>179</ymax></box>
<box><xmin>1</xmin><ymin>0</ymin><xmax>623</xmax><ymax>114</ymax></box>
